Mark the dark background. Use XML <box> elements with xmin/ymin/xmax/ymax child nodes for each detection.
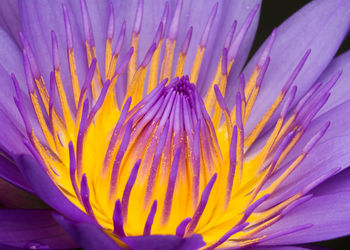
<box><xmin>250</xmin><ymin>1</ymin><xmax>350</xmax><ymax>249</ymax></box>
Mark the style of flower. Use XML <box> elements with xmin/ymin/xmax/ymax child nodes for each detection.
<box><xmin>0</xmin><ymin>0</ymin><xmax>349</xmax><ymax>249</ymax></box>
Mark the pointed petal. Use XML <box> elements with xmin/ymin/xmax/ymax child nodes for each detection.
<box><xmin>53</xmin><ymin>213</ymin><xmax>123</xmax><ymax>250</ymax></box>
<box><xmin>0</xmin><ymin>1</ymin><xmax>21</xmax><ymax>46</ymax></box>
<box><xmin>258</xmin><ymin>170</ymin><xmax>350</xmax><ymax>244</ymax></box>
<box><xmin>0</xmin><ymin>209</ymin><xmax>76</xmax><ymax>249</ymax></box>
<box><xmin>241</xmin><ymin>0</ymin><xmax>350</xmax><ymax>134</ymax></box>
<box><xmin>15</xmin><ymin>154</ymin><xmax>94</xmax><ymax>224</ymax></box>
<box><xmin>121</xmin><ymin>234</ymin><xmax>205</xmax><ymax>250</ymax></box>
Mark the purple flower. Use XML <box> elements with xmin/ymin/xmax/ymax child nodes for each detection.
<box><xmin>0</xmin><ymin>0</ymin><xmax>349</xmax><ymax>249</ymax></box>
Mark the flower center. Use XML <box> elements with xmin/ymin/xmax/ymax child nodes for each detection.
<box><xmin>100</xmin><ymin>75</ymin><xmax>221</xmax><ymax>236</ymax></box>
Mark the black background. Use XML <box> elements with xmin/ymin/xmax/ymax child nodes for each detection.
<box><xmin>250</xmin><ymin>1</ymin><xmax>350</xmax><ymax>249</ymax></box>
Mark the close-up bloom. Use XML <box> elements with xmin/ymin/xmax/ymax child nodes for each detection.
<box><xmin>0</xmin><ymin>0</ymin><xmax>350</xmax><ymax>249</ymax></box>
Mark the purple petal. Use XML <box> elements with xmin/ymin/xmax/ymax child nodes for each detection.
<box><xmin>15</xmin><ymin>154</ymin><xmax>94</xmax><ymax>224</ymax></box>
<box><xmin>241</xmin><ymin>0</ymin><xmax>350</xmax><ymax>134</ymax></box>
<box><xmin>0</xmin><ymin>209</ymin><xmax>76</xmax><ymax>249</ymax></box>
<box><xmin>53</xmin><ymin>213</ymin><xmax>123</xmax><ymax>250</ymax></box>
<box><xmin>0</xmin><ymin>1</ymin><xmax>21</xmax><ymax>46</ymax></box>
<box><xmin>0</xmin><ymin>109</ymin><xmax>28</xmax><ymax>155</ymax></box>
<box><xmin>258</xmin><ymin>170</ymin><xmax>350</xmax><ymax>244</ymax></box>
<box><xmin>247</xmin><ymin>247</ymin><xmax>318</xmax><ymax>250</ymax></box>
<box><xmin>121</xmin><ymin>234</ymin><xmax>205</xmax><ymax>250</ymax></box>
<box><xmin>0</xmin><ymin>27</ymin><xmax>24</xmax><ymax>83</ymax></box>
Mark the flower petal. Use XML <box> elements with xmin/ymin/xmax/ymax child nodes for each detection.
<box><xmin>0</xmin><ymin>1</ymin><xmax>21</xmax><ymax>46</ymax></box>
<box><xmin>121</xmin><ymin>234</ymin><xmax>205</xmax><ymax>250</ymax></box>
<box><xmin>0</xmin><ymin>109</ymin><xmax>28</xmax><ymax>155</ymax></box>
<box><xmin>0</xmin><ymin>26</ymin><xmax>25</xmax><ymax>85</ymax></box>
<box><xmin>15</xmin><ymin>154</ymin><xmax>94</xmax><ymax>224</ymax></box>
<box><xmin>0</xmin><ymin>209</ymin><xmax>76</xmax><ymax>249</ymax></box>
<box><xmin>258</xmin><ymin>170</ymin><xmax>350</xmax><ymax>244</ymax></box>
<box><xmin>241</xmin><ymin>0</ymin><xmax>350</xmax><ymax>134</ymax></box>
<box><xmin>53</xmin><ymin>213</ymin><xmax>124</xmax><ymax>250</ymax></box>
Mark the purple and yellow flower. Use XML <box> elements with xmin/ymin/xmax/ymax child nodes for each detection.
<box><xmin>0</xmin><ymin>0</ymin><xmax>350</xmax><ymax>249</ymax></box>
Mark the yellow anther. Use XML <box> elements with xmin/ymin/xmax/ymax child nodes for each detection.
<box><xmin>30</xmin><ymin>92</ymin><xmax>56</xmax><ymax>151</ymax></box>
<box><xmin>34</xmin><ymin>77</ymin><xmax>50</xmax><ymax>113</ymax></box>
<box><xmin>160</xmin><ymin>39</ymin><xmax>175</xmax><ymax>82</ymax></box>
<box><xmin>128</xmin><ymin>33</ymin><xmax>139</xmax><ymax>88</ymax></box>
<box><xmin>148</xmin><ymin>40</ymin><xmax>163</xmax><ymax>93</ymax></box>
<box><xmin>105</xmin><ymin>38</ymin><xmax>113</xmax><ymax>79</ymax></box>
<box><xmin>245</xmin><ymin>93</ymin><xmax>285</xmax><ymax>149</ymax></box>
<box><xmin>68</xmin><ymin>49</ymin><xmax>81</xmax><ymax>108</ymax></box>
<box><xmin>85</xmin><ymin>42</ymin><xmax>103</xmax><ymax>99</ymax></box>
<box><xmin>190</xmin><ymin>46</ymin><xmax>205</xmax><ymax>84</ymax></box>
<box><xmin>175</xmin><ymin>52</ymin><xmax>186</xmax><ymax>78</ymax></box>
<box><xmin>54</xmin><ymin>69</ymin><xmax>75</xmax><ymax>138</ymax></box>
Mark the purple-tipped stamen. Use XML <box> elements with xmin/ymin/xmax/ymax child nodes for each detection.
<box><xmin>281</xmin><ymin>49</ymin><xmax>311</xmax><ymax>93</ymax></box>
<box><xmin>121</xmin><ymin>159</ymin><xmax>141</xmax><ymax>221</ymax></box>
<box><xmin>132</xmin><ymin>0</ymin><xmax>143</xmax><ymax>35</ymax></box>
<box><xmin>224</xmin><ymin>21</ymin><xmax>237</xmax><ymax>50</ymax></box>
<box><xmin>257</xmin><ymin>28</ymin><xmax>277</xmax><ymax>69</ymax></box>
<box><xmin>80</xmin><ymin>0</ymin><xmax>95</xmax><ymax>46</ymax></box>
<box><xmin>107</xmin><ymin>3</ymin><xmax>115</xmax><ymax>40</ymax></box>
<box><xmin>186</xmin><ymin>173</ymin><xmax>217</xmax><ymax>236</ymax></box>
<box><xmin>181</xmin><ymin>27</ymin><xmax>193</xmax><ymax>55</ymax></box>
<box><xmin>162</xmin><ymin>147</ymin><xmax>182</xmax><ymax>223</ymax></box>
<box><xmin>109</xmin><ymin>120</ymin><xmax>134</xmax><ymax>199</ymax></box>
<box><xmin>176</xmin><ymin>217</ymin><xmax>192</xmax><ymax>238</ymax></box>
<box><xmin>168</xmin><ymin>0</ymin><xmax>183</xmax><ymax>40</ymax></box>
<box><xmin>62</xmin><ymin>5</ymin><xmax>73</xmax><ymax>49</ymax></box>
<box><xmin>76</xmin><ymin>99</ymin><xmax>89</xmax><ymax>179</ymax></box>
<box><xmin>51</xmin><ymin>31</ymin><xmax>60</xmax><ymax>70</ymax></box>
<box><xmin>103</xmin><ymin>97</ymin><xmax>132</xmax><ymax>173</ymax></box>
<box><xmin>113</xmin><ymin>199</ymin><xmax>126</xmax><ymax>237</ymax></box>
<box><xmin>200</xmin><ymin>2</ymin><xmax>218</xmax><ymax>48</ymax></box>
<box><xmin>80</xmin><ymin>174</ymin><xmax>96</xmax><ymax>220</ymax></box>
<box><xmin>69</xmin><ymin>141</ymin><xmax>81</xmax><ymax>200</ymax></box>
<box><xmin>143</xmin><ymin>200</ymin><xmax>158</xmax><ymax>236</ymax></box>
<box><xmin>227</xmin><ymin>4</ymin><xmax>260</xmax><ymax>61</ymax></box>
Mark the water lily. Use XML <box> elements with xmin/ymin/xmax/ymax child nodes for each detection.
<box><xmin>0</xmin><ymin>0</ymin><xmax>350</xmax><ymax>249</ymax></box>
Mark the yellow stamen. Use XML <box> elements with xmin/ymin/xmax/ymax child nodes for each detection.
<box><xmin>190</xmin><ymin>46</ymin><xmax>205</xmax><ymax>84</ymax></box>
<box><xmin>148</xmin><ymin>40</ymin><xmax>163</xmax><ymax>93</ymax></box>
<box><xmin>68</xmin><ymin>49</ymin><xmax>81</xmax><ymax>108</ymax></box>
